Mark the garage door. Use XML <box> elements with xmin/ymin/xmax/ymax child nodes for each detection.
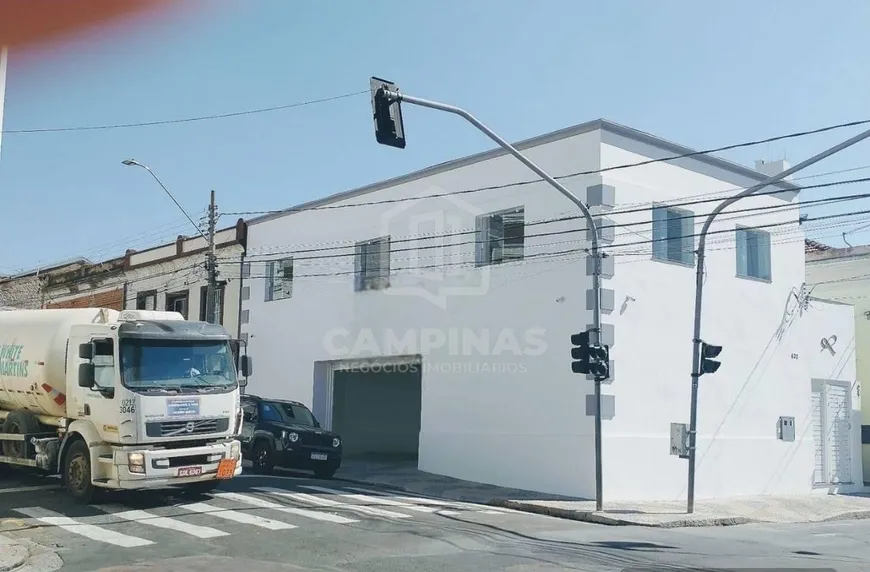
<box><xmin>812</xmin><ymin>380</ymin><xmax>853</xmax><ymax>486</ymax></box>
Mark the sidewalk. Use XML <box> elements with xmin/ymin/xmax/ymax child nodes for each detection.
<box><xmin>333</xmin><ymin>460</ymin><xmax>870</xmax><ymax>528</ymax></box>
<box><xmin>0</xmin><ymin>533</ymin><xmax>62</xmax><ymax>572</ymax></box>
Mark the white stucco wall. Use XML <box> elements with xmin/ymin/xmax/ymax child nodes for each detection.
<box><xmin>807</xmin><ymin>248</ymin><xmax>870</xmax><ymax>482</ymax></box>
<box><xmin>241</xmin><ymin>124</ymin><xmax>853</xmax><ymax>501</ymax></box>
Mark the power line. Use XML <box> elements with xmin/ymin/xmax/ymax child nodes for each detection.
<box><xmin>1</xmin><ymin>91</ymin><xmax>368</xmax><ymax>134</ymax></box>
<box><xmin>240</xmin><ymin>210</ymin><xmax>867</xmax><ymax>282</ymax></box>
<box><xmin>227</xmin><ymin>175</ymin><xmax>870</xmax><ymax>261</ymax></box>
<box><xmin>225</xmin><ymin>118</ymin><xmax>870</xmax><ymax>217</ymax></box>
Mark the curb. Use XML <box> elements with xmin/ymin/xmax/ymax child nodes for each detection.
<box><xmin>489</xmin><ymin>499</ymin><xmax>754</xmax><ymax>527</ymax></box>
<box><xmin>332</xmin><ymin>474</ymin><xmax>870</xmax><ymax>528</ymax></box>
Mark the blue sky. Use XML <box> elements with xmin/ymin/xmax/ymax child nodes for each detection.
<box><xmin>1</xmin><ymin>0</ymin><xmax>868</xmax><ymax>273</ymax></box>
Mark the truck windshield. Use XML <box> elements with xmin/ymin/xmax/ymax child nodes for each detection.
<box><xmin>119</xmin><ymin>339</ymin><xmax>237</xmax><ymax>391</ymax></box>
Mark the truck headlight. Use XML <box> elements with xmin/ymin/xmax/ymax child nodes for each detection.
<box><xmin>230</xmin><ymin>441</ymin><xmax>240</xmax><ymax>461</ymax></box>
<box><xmin>332</xmin><ymin>438</ymin><xmax>341</xmax><ymax>448</ymax></box>
<box><xmin>128</xmin><ymin>452</ymin><xmax>145</xmax><ymax>474</ymax></box>
<box><xmin>281</xmin><ymin>430</ymin><xmax>298</xmax><ymax>443</ymax></box>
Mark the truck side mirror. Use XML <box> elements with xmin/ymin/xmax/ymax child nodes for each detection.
<box><xmin>240</xmin><ymin>356</ymin><xmax>253</xmax><ymax>378</ymax></box>
<box><xmin>78</xmin><ymin>363</ymin><xmax>95</xmax><ymax>388</ymax></box>
<box><xmin>79</xmin><ymin>343</ymin><xmax>94</xmax><ymax>360</ymax></box>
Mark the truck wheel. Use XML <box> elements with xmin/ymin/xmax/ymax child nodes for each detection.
<box><xmin>63</xmin><ymin>440</ymin><xmax>96</xmax><ymax>504</ymax></box>
<box><xmin>1</xmin><ymin>410</ymin><xmax>42</xmax><ymax>458</ymax></box>
<box><xmin>251</xmin><ymin>441</ymin><xmax>274</xmax><ymax>474</ymax></box>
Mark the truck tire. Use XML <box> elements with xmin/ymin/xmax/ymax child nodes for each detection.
<box><xmin>1</xmin><ymin>410</ymin><xmax>42</xmax><ymax>458</ymax></box>
<box><xmin>250</xmin><ymin>440</ymin><xmax>274</xmax><ymax>474</ymax></box>
<box><xmin>63</xmin><ymin>439</ymin><xmax>96</xmax><ymax>504</ymax></box>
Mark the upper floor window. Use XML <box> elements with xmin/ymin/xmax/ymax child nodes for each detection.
<box><xmin>652</xmin><ymin>205</ymin><xmax>694</xmax><ymax>266</ymax></box>
<box><xmin>354</xmin><ymin>237</ymin><xmax>390</xmax><ymax>291</ymax></box>
<box><xmin>136</xmin><ymin>290</ymin><xmax>157</xmax><ymax>311</ymax></box>
<box><xmin>165</xmin><ymin>290</ymin><xmax>189</xmax><ymax>319</ymax></box>
<box><xmin>476</xmin><ymin>207</ymin><xmax>525</xmax><ymax>266</ymax></box>
<box><xmin>736</xmin><ymin>226</ymin><xmax>771</xmax><ymax>281</ymax></box>
<box><xmin>265</xmin><ymin>258</ymin><xmax>294</xmax><ymax>301</ymax></box>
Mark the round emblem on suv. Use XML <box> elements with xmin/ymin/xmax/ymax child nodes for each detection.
<box><xmin>185</xmin><ymin>421</ymin><xmax>195</xmax><ymax>432</ymax></box>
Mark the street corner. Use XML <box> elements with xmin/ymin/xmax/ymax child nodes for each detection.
<box><xmin>0</xmin><ymin>534</ymin><xmax>62</xmax><ymax>572</ymax></box>
<box><xmin>377</xmin><ymin>184</ymin><xmax>491</xmax><ymax>310</ymax></box>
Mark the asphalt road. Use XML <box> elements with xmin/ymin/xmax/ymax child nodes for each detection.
<box><xmin>1</xmin><ymin>468</ymin><xmax>867</xmax><ymax>571</ymax></box>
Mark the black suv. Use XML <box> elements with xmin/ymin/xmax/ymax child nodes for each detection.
<box><xmin>238</xmin><ymin>394</ymin><xmax>342</xmax><ymax>479</ymax></box>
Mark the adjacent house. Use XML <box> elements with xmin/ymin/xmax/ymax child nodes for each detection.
<box><xmin>0</xmin><ymin>257</ymin><xmax>97</xmax><ymax>310</ymax></box>
<box><xmin>239</xmin><ymin>118</ymin><xmax>860</xmax><ymax>502</ymax></box>
<box><xmin>41</xmin><ymin>219</ymin><xmax>248</xmax><ymax>340</ymax></box>
<box><xmin>806</xmin><ymin>239</ymin><xmax>870</xmax><ymax>484</ymax></box>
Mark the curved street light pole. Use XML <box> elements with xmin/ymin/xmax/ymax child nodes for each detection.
<box><xmin>378</xmin><ymin>88</ymin><xmax>606</xmax><ymax>510</ymax></box>
<box><xmin>686</xmin><ymin>125</ymin><xmax>870</xmax><ymax>514</ymax></box>
<box><xmin>121</xmin><ymin>159</ymin><xmax>218</xmax><ymax>323</ymax></box>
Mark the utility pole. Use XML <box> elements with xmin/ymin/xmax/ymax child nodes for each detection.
<box><xmin>205</xmin><ymin>189</ymin><xmax>218</xmax><ymax>324</ymax></box>
<box><xmin>369</xmin><ymin>77</ymin><xmax>608</xmax><ymax>510</ymax></box>
<box><xmin>685</xmin><ymin>125</ymin><xmax>870</xmax><ymax>514</ymax></box>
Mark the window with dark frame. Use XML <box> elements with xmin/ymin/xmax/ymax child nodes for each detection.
<box><xmin>475</xmin><ymin>207</ymin><xmax>525</xmax><ymax>266</ymax></box>
<box><xmin>651</xmin><ymin>205</ymin><xmax>694</xmax><ymax>266</ymax></box>
<box><xmin>165</xmin><ymin>290</ymin><xmax>189</xmax><ymax>319</ymax></box>
<box><xmin>354</xmin><ymin>237</ymin><xmax>390</xmax><ymax>291</ymax></box>
<box><xmin>199</xmin><ymin>283</ymin><xmax>226</xmax><ymax>324</ymax></box>
<box><xmin>135</xmin><ymin>290</ymin><xmax>157</xmax><ymax>311</ymax></box>
<box><xmin>265</xmin><ymin>258</ymin><xmax>294</xmax><ymax>301</ymax></box>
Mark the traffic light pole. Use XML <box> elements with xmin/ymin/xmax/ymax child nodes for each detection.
<box><xmin>376</xmin><ymin>87</ymin><xmax>606</xmax><ymax>511</ymax></box>
<box><xmin>686</xmin><ymin>125</ymin><xmax>870</xmax><ymax>514</ymax></box>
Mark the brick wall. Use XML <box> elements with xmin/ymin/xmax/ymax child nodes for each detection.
<box><xmin>45</xmin><ymin>288</ymin><xmax>123</xmax><ymax>310</ymax></box>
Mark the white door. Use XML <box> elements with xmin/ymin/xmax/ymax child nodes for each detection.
<box><xmin>812</xmin><ymin>380</ymin><xmax>853</xmax><ymax>486</ymax></box>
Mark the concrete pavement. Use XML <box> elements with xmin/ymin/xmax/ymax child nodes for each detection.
<box><xmin>334</xmin><ymin>459</ymin><xmax>870</xmax><ymax>527</ymax></box>
<box><xmin>2</xmin><ymin>467</ymin><xmax>870</xmax><ymax>570</ymax></box>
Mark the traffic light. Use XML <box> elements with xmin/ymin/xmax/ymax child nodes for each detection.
<box><xmin>570</xmin><ymin>330</ymin><xmax>610</xmax><ymax>381</ymax></box>
<box><xmin>699</xmin><ymin>341</ymin><xmax>722</xmax><ymax>375</ymax></box>
<box><xmin>370</xmin><ymin>77</ymin><xmax>406</xmax><ymax>149</ymax></box>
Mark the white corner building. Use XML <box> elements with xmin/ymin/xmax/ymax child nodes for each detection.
<box><xmin>240</xmin><ymin>119</ymin><xmax>861</xmax><ymax>501</ymax></box>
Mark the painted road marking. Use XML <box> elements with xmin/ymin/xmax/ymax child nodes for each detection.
<box><xmin>0</xmin><ymin>485</ymin><xmax>62</xmax><ymax>494</ymax></box>
<box><xmin>343</xmin><ymin>485</ymin><xmax>508</xmax><ymax>514</ymax></box>
<box><xmin>99</xmin><ymin>506</ymin><xmax>228</xmax><ymax>539</ymax></box>
<box><xmin>13</xmin><ymin>507</ymin><xmax>153</xmax><ymax>548</ymax></box>
<box><xmin>177</xmin><ymin>502</ymin><xmax>297</xmax><ymax>530</ymax></box>
<box><xmin>254</xmin><ymin>487</ymin><xmax>413</xmax><ymax>519</ymax></box>
<box><xmin>298</xmin><ymin>485</ymin><xmax>438</xmax><ymax>513</ymax></box>
<box><xmin>212</xmin><ymin>491</ymin><xmax>359</xmax><ymax>524</ymax></box>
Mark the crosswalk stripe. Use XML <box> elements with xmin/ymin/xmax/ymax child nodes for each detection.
<box><xmin>254</xmin><ymin>487</ymin><xmax>413</xmax><ymax>519</ymax></box>
<box><xmin>343</xmin><ymin>486</ymin><xmax>508</xmax><ymax>514</ymax></box>
<box><xmin>0</xmin><ymin>485</ymin><xmax>62</xmax><ymax>494</ymax></box>
<box><xmin>177</xmin><ymin>502</ymin><xmax>297</xmax><ymax>530</ymax></box>
<box><xmin>298</xmin><ymin>485</ymin><xmax>437</xmax><ymax>513</ymax></box>
<box><xmin>212</xmin><ymin>491</ymin><xmax>359</xmax><ymax>524</ymax></box>
<box><xmin>98</xmin><ymin>506</ymin><xmax>228</xmax><ymax>538</ymax></box>
<box><xmin>13</xmin><ymin>507</ymin><xmax>153</xmax><ymax>548</ymax></box>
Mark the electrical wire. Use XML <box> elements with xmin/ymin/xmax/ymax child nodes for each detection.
<box><xmin>224</xmin><ymin>118</ymin><xmax>870</xmax><ymax>217</ymax></box>
<box><xmin>223</xmin><ymin>176</ymin><xmax>870</xmax><ymax>263</ymax></box>
<box><xmin>1</xmin><ymin>92</ymin><xmax>368</xmax><ymax>134</ymax></box>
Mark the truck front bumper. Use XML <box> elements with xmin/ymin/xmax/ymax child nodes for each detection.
<box><xmin>103</xmin><ymin>439</ymin><xmax>242</xmax><ymax>490</ymax></box>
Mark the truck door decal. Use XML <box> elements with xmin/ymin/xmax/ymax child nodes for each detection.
<box><xmin>119</xmin><ymin>398</ymin><xmax>135</xmax><ymax>414</ymax></box>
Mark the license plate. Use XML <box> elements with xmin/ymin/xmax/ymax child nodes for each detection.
<box><xmin>310</xmin><ymin>452</ymin><xmax>328</xmax><ymax>461</ymax></box>
<box><xmin>177</xmin><ymin>466</ymin><xmax>202</xmax><ymax>477</ymax></box>
<box><xmin>216</xmin><ymin>459</ymin><xmax>236</xmax><ymax>480</ymax></box>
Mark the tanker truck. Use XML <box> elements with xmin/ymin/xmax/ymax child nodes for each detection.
<box><xmin>0</xmin><ymin>307</ymin><xmax>251</xmax><ymax>503</ymax></box>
